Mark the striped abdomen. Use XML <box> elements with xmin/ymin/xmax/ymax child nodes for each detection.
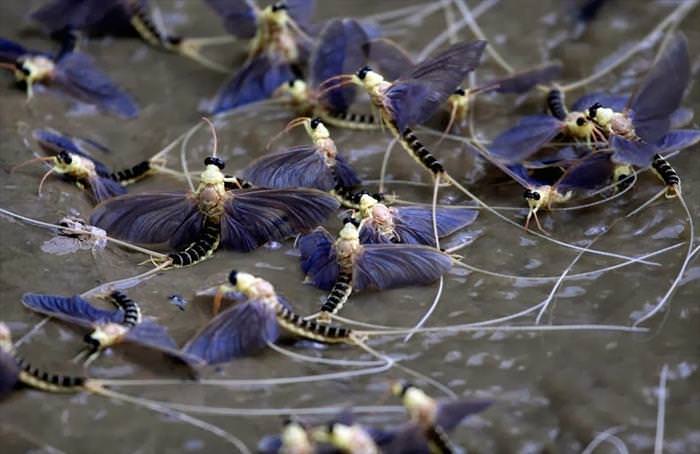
<box><xmin>128</xmin><ymin>3</ymin><xmax>177</xmax><ymax>48</ymax></box>
<box><xmin>547</xmin><ymin>89</ymin><xmax>567</xmax><ymax>121</ymax></box>
<box><xmin>14</xmin><ymin>355</ymin><xmax>85</xmax><ymax>393</ymax></box>
<box><xmin>275</xmin><ymin>304</ymin><xmax>352</xmax><ymax>343</ymax></box>
<box><xmin>426</xmin><ymin>425</ymin><xmax>456</xmax><ymax>454</ymax></box>
<box><xmin>398</xmin><ymin>127</ymin><xmax>445</xmax><ymax>175</ymax></box>
<box><xmin>108</xmin><ymin>161</ymin><xmax>152</xmax><ymax>185</ymax></box>
<box><xmin>109</xmin><ymin>291</ymin><xmax>142</xmax><ymax>328</ymax></box>
<box><xmin>652</xmin><ymin>154</ymin><xmax>680</xmax><ymax>187</ymax></box>
<box><xmin>319</xmin><ymin>110</ymin><xmax>379</xmax><ymax>131</ymax></box>
<box><xmin>320</xmin><ymin>270</ymin><xmax>353</xmax><ymax>315</ymax></box>
<box><xmin>168</xmin><ymin>220</ymin><xmax>220</xmax><ymax>267</ymax></box>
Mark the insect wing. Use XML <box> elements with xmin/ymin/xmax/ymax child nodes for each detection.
<box><xmin>570</xmin><ymin>92</ymin><xmax>628</xmax><ymax>113</ymax></box>
<box><xmin>436</xmin><ymin>399</ymin><xmax>492</xmax><ymax>432</ymax></box>
<box><xmin>386</xmin><ymin>40</ymin><xmax>486</xmax><ymax>131</ymax></box>
<box><xmin>489</xmin><ymin>115</ymin><xmax>562</xmax><ymax>163</ymax></box>
<box><xmin>382</xmin><ymin>423</ymin><xmax>430</xmax><ymax>454</ymax></box>
<box><xmin>54</xmin><ymin>52</ymin><xmax>139</xmax><ymax>118</ymax></box>
<box><xmin>364</xmin><ymin>38</ymin><xmax>414</xmax><ymax>82</ymax></box>
<box><xmin>657</xmin><ymin>129</ymin><xmax>700</xmax><ymax>153</ymax></box>
<box><xmin>242</xmin><ymin>146</ymin><xmax>335</xmax><ymax>191</ymax></box>
<box><xmin>333</xmin><ymin>154</ymin><xmax>361</xmax><ymax>188</ymax></box>
<box><xmin>490</xmin><ymin>62</ymin><xmax>562</xmax><ymax>94</ymax></box>
<box><xmin>90</xmin><ymin>192</ymin><xmax>204</xmax><ymax>249</ymax></box>
<box><xmin>556</xmin><ymin>152</ymin><xmax>614</xmax><ymax>193</ymax></box>
<box><xmin>184</xmin><ymin>301</ymin><xmax>279</xmax><ymax>364</ymax></box>
<box><xmin>87</xmin><ymin>175</ymin><xmax>128</xmax><ymax>202</ymax></box>
<box><xmin>523</xmin><ymin>145</ymin><xmax>587</xmax><ymax>169</ymax></box>
<box><xmin>0</xmin><ymin>350</ymin><xmax>19</xmax><ymax>397</ymax></box>
<box><xmin>353</xmin><ymin>244</ymin><xmax>452</xmax><ymax>291</ymax></box>
<box><xmin>204</xmin><ymin>0</ymin><xmax>258</xmax><ymax>38</ymax></box>
<box><xmin>610</xmin><ymin>136</ymin><xmax>658</xmax><ymax>167</ymax></box>
<box><xmin>630</xmin><ymin>33</ymin><xmax>690</xmax><ymax>143</ymax></box>
<box><xmin>33</xmin><ymin>128</ymin><xmax>112</xmax><ymax>176</ymax></box>
<box><xmin>393</xmin><ymin>206</ymin><xmax>478</xmax><ymax>245</ymax></box>
<box><xmin>256</xmin><ymin>435</ymin><xmax>283</xmax><ymax>454</ymax></box>
<box><xmin>286</xmin><ymin>0</ymin><xmax>316</xmax><ymax>32</ymax></box>
<box><xmin>21</xmin><ymin>293</ymin><xmax>124</xmax><ymax>327</ymax></box>
<box><xmin>220</xmin><ymin>188</ymin><xmax>338</xmax><ymax>252</ymax></box>
<box><xmin>669</xmin><ymin>107</ymin><xmax>694</xmax><ymax>129</ymax></box>
<box><xmin>207</xmin><ymin>56</ymin><xmax>293</xmax><ymax>114</ymax></box>
<box><xmin>297</xmin><ymin>228</ymin><xmax>339</xmax><ymax>290</ymax></box>
<box><xmin>123</xmin><ymin>321</ymin><xmax>200</xmax><ymax>365</ymax></box>
<box><xmin>0</xmin><ymin>37</ymin><xmax>28</xmax><ymax>64</ymax></box>
<box><xmin>31</xmin><ymin>0</ymin><xmax>135</xmax><ymax>36</ymax></box>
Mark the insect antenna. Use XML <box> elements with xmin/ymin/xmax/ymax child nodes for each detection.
<box><xmin>10</xmin><ymin>156</ymin><xmax>55</xmax><ymax>173</ymax></box>
<box><xmin>266</xmin><ymin>116</ymin><xmax>311</xmax><ymax>149</ymax></box>
<box><xmin>36</xmin><ymin>168</ymin><xmax>56</xmax><ymax>197</ymax></box>
<box><xmin>201</xmin><ymin>117</ymin><xmax>219</xmax><ymax>157</ymax></box>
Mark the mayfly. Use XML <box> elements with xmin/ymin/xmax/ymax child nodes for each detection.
<box><xmin>242</xmin><ymin>117</ymin><xmax>365</xmax><ymax>207</ymax></box>
<box><xmin>12</xmin><ymin>128</ymin><xmax>168</xmax><ymax>202</ymax></box>
<box><xmin>30</xmin><ymin>0</ymin><xmax>231</xmax><ymax>72</ymax></box>
<box><xmin>21</xmin><ymin>292</ymin><xmax>200</xmax><ymax>367</ymax></box>
<box><xmin>90</xmin><ymin>119</ymin><xmax>339</xmax><ymax>267</ymax></box>
<box><xmin>390</xmin><ymin>381</ymin><xmax>491</xmax><ymax>454</ymax></box>
<box><xmin>354</xmin><ymin>193</ymin><xmax>478</xmax><ymax>246</ymax></box>
<box><xmin>0</xmin><ymin>36</ymin><xmax>138</xmax><ymax>118</ymax></box>
<box><xmin>298</xmin><ymin>221</ymin><xmax>452</xmax><ymax>317</ymax></box>
<box><xmin>258</xmin><ymin>418</ymin><xmax>315</xmax><ymax>454</ymax></box>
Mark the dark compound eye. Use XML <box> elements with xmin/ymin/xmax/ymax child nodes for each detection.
<box><xmin>576</xmin><ymin>117</ymin><xmax>586</xmax><ymax>127</ymax></box>
<box><xmin>272</xmin><ymin>1</ymin><xmax>288</xmax><ymax>11</ymax></box>
<box><xmin>454</xmin><ymin>87</ymin><xmax>466</xmax><ymax>96</ymax></box>
<box><xmin>83</xmin><ymin>333</ymin><xmax>99</xmax><ymax>348</ymax></box>
<box><xmin>372</xmin><ymin>192</ymin><xmax>384</xmax><ymax>202</ymax></box>
<box><xmin>356</xmin><ymin>65</ymin><xmax>372</xmax><ymax>80</ymax></box>
<box><xmin>342</xmin><ymin>216</ymin><xmax>359</xmax><ymax>226</ymax></box>
<box><xmin>58</xmin><ymin>150</ymin><xmax>72</xmax><ymax>164</ymax></box>
<box><xmin>352</xmin><ymin>190</ymin><xmax>369</xmax><ymax>204</ymax></box>
<box><xmin>228</xmin><ymin>270</ymin><xmax>238</xmax><ymax>286</ymax></box>
<box><xmin>204</xmin><ymin>156</ymin><xmax>225</xmax><ymax>169</ymax></box>
<box><xmin>310</xmin><ymin>117</ymin><xmax>321</xmax><ymax>129</ymax></box>
<box><xmin>287</xmin><ymin>79</ymin><xmax>296</xmax><ymax>87</ymax></box>
<box><xmin>587</xmin><ymin>102</ymin><xmax>602</xmax><ymax>119</ymax></box>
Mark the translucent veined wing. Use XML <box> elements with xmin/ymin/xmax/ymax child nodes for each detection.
<box><xmin>311</xmin><ymin>18</ymin><xmax>370</xmax><ymax>112</ymax></box>
<box><xmin>0</xmin><ymin>350</ymin><xmax>19</xmax><ymax>397</ymax></box>
<box><xmin>669</xmin><ymin>108</ymin><xmax>693</xmax><ymax>129</ymax></box>
<box><xmin>657</xmin><ymin>129</ymin><xmax>700</xmax><ymax>154</ymax></box>
<box><xmin>570</xmin><ymin>92</ymin><xmax>628</xmax><ymax>113</ymax></box>
<box><xmin>207</xmin><ymin>56</ymin><xmax>293</xmax><ymax>115</ymax></box>
<box><xmin>489</xmin><ymin>115</ymin><xmax>562</xmax><ymax>163</ymax></box>
<box><xmin>220</xmin><ymin>188</ymin><xmax>338</xmax><ymax>252</ymax></box>
<box><xmin>297</xmin><ymin>228</ymin><xmax>339</xmax><ymax>290</ymax></box>
<box><xmin>90</xmin><ymin>192</ymin><xmax>204</xmax><ymax>249</ymax></box>
<box><xmin>30</xmin><ymin>0</ymin><xmax>134</xmax><ymax>36</ymax></box>
<box><xmin>21</xmin><ymin>293</ymin><xmax>124</xmax><ymax>328</ymax></box>
<box><xmin>53</xmin><ymin>52</ymin><xmax>139</xmax><ymax>118</ymax></box>
<box><xmin>333</xmin><ymin>154</ymin><xmax>361</xmax><ymax>188</ymax></box>
<box><xmin>0</xmin><ymin>37</ymin><xmax>29</xmax><ymax>63</ymax></box>
<box><xmin>610</xmin><ymin>135</ymin><xmax>658</xmax><ymax>167</ymax></box>
<box><xmin>33</xmin><ymin>128</ymin><xmax>112</xmax><ymax>176</ymax></box>
<box><xmin>501</xmin><ymin>162</ymin><xmax>548</xmax><ymax>189</ymax></box>
<box><xmin>555</xmin><ymin>152</ymin><xmax>614</xmax><ymax>193</ymax></box>
<box><xmin>386</xmin><ymin>40</ymin><xmax>486</xmax><ymax>131</ymax></box>
<box><xmin>241</xmin><ymin>146</ymin><xmax>336</xmax><ymax>191</ymax></box>
<box><xmin>286</xmin><ymin>0</ymin><xmax>317</xmax><ymax>33</ymax></box>
<box><xmin>392</xmin><ymin>206</ymin><xmax>479</xmax><ymax>246</ymax></box>
<box><xmin>86</xmin><ymin>175</ymin><xmax>128</xmax><ymax>202</ymax></box>
<box><xmin>436</xmin><ymin>399</ymin><xmax>492</xmax><ymax>432</ymax></box>
<box><xmin>381</xmin><ymin>423</ymin><xmax>430</xmax><ymax>454</ymax></box>
<box><xmin>629</xmin><ymin>33</ymin><xmax>690</xmax><ymax>144</ymax></box>
<box><xmin>489</xmin><ymin>62</ymin><xmax>562</xmax><ymax>94</ymax></box>
<box><xmin>204</xmin><ymin>0</ymin><xmax>258</xmax><ymax>38</ymax></box>
<box><xmin>364</xmin><ymin>38</ymin><xmax>414</xmax><ymax>82</ymax></box>
<box><xmin>123</xmin><ymin>321</ymin><xmax>202</xmax><ymax>366</ymax></box>
<box><xmin>358</xmin><ymin>221</ymin><xmax>392</xmax><ymax>244</ymax></box>
<box><xmin>353</xmin><ymin>244</ymin><xmax>451</xmax><ymax>290</ymax></box>
<box><xmin>523</xmin><ymin>145</ymin><xmax>587</xmax><ymax>169</ymax></box>
<box><xmin>183</xmin><ymin>301</ymin><xmax>279</xmax><ymax>364</ymax></box>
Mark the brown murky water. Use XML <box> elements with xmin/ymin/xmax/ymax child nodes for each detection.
<box><xmin>1</xmin><ymin>1</ymin><xmax>699</xmax><ymax>453</ymax></box>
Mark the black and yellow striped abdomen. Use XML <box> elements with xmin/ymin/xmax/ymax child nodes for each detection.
<box><xmin>168</xmin><ymin>220</ymin><xmax>220</xmax><ymax>267</ymax></box>
<box><xmin>275</xmin><ymin>305</ymin><xmax>352</xmax><ymax>344</ymax></box>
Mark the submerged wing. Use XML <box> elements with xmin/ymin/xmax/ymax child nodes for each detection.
<box><xmin>489</xmin><ymin>62</ymin><xmax>562</xmax><ymax>94</ymax></box>
<box><xmin>53</xmin><ymin>52</ymin><xmax>139</xmax><ymax>118</ymax></box>
<box><xmin>391</xmin><ymin>206</ymin><xmax>479</xmax><ymax>246</ymax></box>
<box><xmin>220</xmin><ymin>188</ymin><xmax>338</xmax><ymax>252</ymax></box>
<box><xmin>33</xmin><ymin>128</ymin><xmax>112</xmax><ymax>176</ymax></box>
<box><xmin>242</xmin><ymin>146</ymin><xmax>335</xmax><ymax>190</ymax></box>
<box><xmin>386</xmin><ymin>40</ymin><xmax>486</xmax><ymax>131</ymax></box>
<box><xmin>297</xmin><ymin>228</ymin><xmax>339</xmax><ymax>290</ymax></box>
<box><xmin>630</xmin><ymin>33</ymin><xmax>690</xmax><ymax>143</ymax></box>
<box><xmin>21</xmin><ymin>293</ymin><xmax>124</xmax><ymax>328</ymax></box>
<box><xmin>0</xmin><ymin>350</ymin><xmax>19</xmax><ymax>397</ymax></box>
<box><xmin>204</xmin><ymin>0</ymin><xmax>258</xmax><ymax>38</ymax></box>
<box><xmin>207</xmin><ymin>56</ymin><xmax>293</xmax><ymax>115</ymax></box>
<box><xmin>556</xmin><ymin>152</ymin><xmax>614</xmax><ymax>193</ymax></box>
<box><xmin>570</xmin><ymin>92</ymin><xmax>628</xmax><ymax>113</ymax></box>
<box><xmin>353</xmin><ymin>245</ymin><xmax>451</xmax><ymax>290</ymax></box>
<box><xmin>610</xmin><ymin>136</ymin><xmax>658</xmax><ymax>167</ymax></box>
<box><xmin>90</xmin><ymin>192</ymin><xmax>204</xmax><ymax>249</ymax></box>
<box><xmin>436</xmin><ymin>399</ymin><xmax>492</xmax><ymax>432</ymax></box>
<box><xmin>489</xmin><ymin>115</ymin><xmax>562</xmax><ymax>163</ymax></box>
<box><xmin>657</xmin><ymin>130</ymin><xmax>700</xmax><ymax>154</ymax></box>
<box><xmin>184</xmin><ymin>301</ymin><xmax>279</xmax><ymax>364</ymax></box>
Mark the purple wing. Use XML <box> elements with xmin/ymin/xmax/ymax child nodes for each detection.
<box><xmin>570</xmin><ymin>92</ymin><xmax>628</xmax><ymax>113</ymax></box>
<box><xmin>630</xmin><ymin>33</ymin><xmax>690</xmax><ymax>143</ymax></box>
<box><xmin>669</xmin><ymin>108</ymin><xmax>693</xmax><ymax>129</ymax></box>
<box><xmin>364</xmin><ymin>39</ymin><xmax>414</xmax><ymax>82</ymax></box>
<box><xmin>87</xmin><ymin>175</ymin><xmax>128</xmax><ymax>202</ymax></box>
<box><xmin>610</xmin><ymin>136</ymin><xmax>658</xmax><ymax>167</ymax></box>
<box><xmin>183</xmin><ymin>301</ymin><xmax>279</xmax><ymax>364</ymax></box>
<box><xmin>0</xmin><ymin>37</ymin><xmax>28</xmax><ymax>64</ymax></box>
<box><xmin>489</xmin><ymin>63</ymin><xmax>562</xmax><ymax>94</ymax></box>
<box><xmin>123</xmin><ymin>321</ymin><xmax>201</xmax><ymax>365</ymax></box>
<box><xmin>311</xmin><ymin>18</ymin><xmax>370</xmax><ymax>111</ymax></box>
<box><xmin>21</xmin><ymin>293</ymin><xmax>124</xmax><ymax>328</ymax></box>
<box><xmin>556</xmin><ymin>152</ymin><xmax>614</xmax><ymax>193</ymax></box>
<box><xmin>89</xmin><ymin>192</ymin><xmax>204</xmax><ymax>249</ymax></box>
<box><xmin>436</xmin><ymin>399</ymin><xmax>492</xmax><ymax>432</ymax></box>
<box><xmin>382</xmin><ymin>424</ymin><xmax>430</xmax><ymax>454</ymax></box>
<box><xmin>207</xmin><ymin>56</ymin><xmax>293</xmax><ymax>115</ymax></box>
<box><xmin>333</xmin><ymin>154</ymin><xmax>361</xmax><ymax>187</ymax></box>
<box><xmin>386</xmin><ymin>40</ymin><xmax>486</xmax><ymax>131</ymax></box>
<box><xmin>286</xmin><ymin>0</ymin><xmax>316</xmax><ymax>32</ymax></box>
<box><xmin>353</xmin><ymin>245</ymin><xmax>451</xmax><ymax>290</ymax></box>
<box><xmin>524</xmin><ymin>145</ymin><xmax>588</xmax><ymax>169</ymax></box>
<box><xmin>657</xmin><ymin>130</ymin><xmax>700</xmax><ymax>154</ymax></box>
<box><xmin>489</xmin><ymin>115</ymin><xmax>562</xmax><ymax>163</ymax></box>
<box><xmin>220</xmin><ymin>188</ymin><xmax>338</xmax><ymax>252</ymax></box>
<box><xmin>33</xmin><ymin>128</ymin><xmax>112</xmax><ymax>176</ymax></box>
<box><xmin>53</xmin><ymin>52</ymin><xmax>139</xmax><ymax>118</ymax></box>
<box><xmin>391</xmin><ymin>206</ymin><xmax>479</xmax><ymax>246</ymax></box>
<box><xmin>0</xmin><ymin>350</ymin><xmax>19</xmax><ymax>397</ymax></box>
<box><xmin>204</xmin><ymin>0</ymin><xmax>258</xmax><ymax>38</ymax></box>
<box><xmin>256</xmin><ymin>435</ymin><xmax>283</xmax><ymax>454</ymax></box>
<box><xmin>30</xmin><ymin>0</ymin><xmax>136</xmax><ymax>36</ymax></box>
<box><xmin>358</xmin><ymin>221</ymin><xmax>391</xmax><ymax>244</ymax></box>
<box><xmin>241</xmin><ymin>146</ymin><xmax>335</xmax><ymax>191</ymax></box>
<box><xmin>297</xmin><ymin>228</ymin><xmax>339</xmax><ymax>290</ymax></box>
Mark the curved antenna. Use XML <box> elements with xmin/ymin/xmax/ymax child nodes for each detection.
<box><xmin>201</xmin><ymin>117</ymin><xmax>218</xmax><ymax>157</ymax></box>
<box><xmin>266</xmin><ymin>116</ymin><xmax>311</xmax><ymax>150</ymax></box>
<box><xmin>10</xmin><ymin>156</ymin><xmax>55</xmax><ymax>173</ymax></box>
<box><xmin>37</xmin><ymin>168</ymin><xmax>55</xmax><ymax>197</ymax></box>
